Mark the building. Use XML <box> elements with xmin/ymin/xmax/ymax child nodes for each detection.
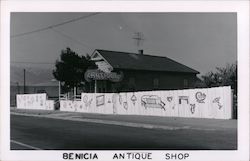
<box><xmin>84</xmin><ymin>49</ymin><xmax>200</xmax><ymax>93</ymax></box>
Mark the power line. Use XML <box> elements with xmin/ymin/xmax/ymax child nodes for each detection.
<box><xmin>11</xmin><ymin>61</ymin><xmax>54</xmax><ymax>65</ymax></box>
<box><xmin>50</xmin><ymin>27</ymin><xmax>94</xmax><ymax>51</ymax></box>
<box><xmin>11</xmin><ymin>13</ymin><xmax>101</xmax><ymax>38</ymax></box>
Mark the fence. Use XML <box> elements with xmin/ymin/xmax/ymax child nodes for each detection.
<box><xmin>16</xmin><ymin>93</ymin><xmax>54</xmax><ymax>110</ymax></box>
<box><xmin>60</xmin><ymin>86</ymin><xmax>232</xmax><ymax>119</ymax></box>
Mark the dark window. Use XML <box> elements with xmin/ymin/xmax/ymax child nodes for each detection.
<box><xmin>128</xmin><ymin>77</ymin><xmax>136</xmax><ymax>90</ymax></box>
<box><xmin>153</xmin><ymin>78</ymin><xmax>159</xmax><ymax>89</ymax></box>
<box><xmin>129</xmin><ymin>77</ymin><xmax>135</xmax><ymax>85</ymax></box>
<box><xmin>184</xmin><ymin>79</ymin><xmax>188</xmax><ymax>87</ymax></box>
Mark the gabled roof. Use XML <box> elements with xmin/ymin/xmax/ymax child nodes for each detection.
<box><xmin>95</xmin><ymin>49</ymin><xmax>199</xmax><ymax>74</ymax></box>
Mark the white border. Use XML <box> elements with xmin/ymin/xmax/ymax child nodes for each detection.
<box><xmin>1</xmin><ymin>1</ymin><xmax>249</xmax><ymax>161</ymax></box>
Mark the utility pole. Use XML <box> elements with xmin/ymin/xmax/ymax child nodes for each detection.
<box><xmin>23</xmin><ymin>69</ymin><xmax>26</xmax><ymax>94</ymax></box>
<box><xmin>16</xmin><ymin>82</ymin><xmax>20</xmax><ymax>94</ymax></box>
<box><xmin>94</xmin><ymin>80</ymin><xmax>97</xmax><ymax>93</ymax></box>
<box><xmin>59</xmin><ymin>81</ymin><xmax>61</xmax><ymax>101</ymax></box>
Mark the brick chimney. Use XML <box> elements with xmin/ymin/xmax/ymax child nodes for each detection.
<box><xmin>138</xmin><ymin>50</ymin><xmax>143</xmax><ymax>55</ymax></box>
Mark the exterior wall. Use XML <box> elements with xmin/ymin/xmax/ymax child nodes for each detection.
<box><xmin>60</xmin><ymin>86</ymin><xmax>233</xmax><ymax>119</ymax></box>
<box><xmin>109</xmin><ymin>70</ymin><xmax>197</xmax><ymax>92</ymax></box>
<box><xmin>16</xmin><ymin>93</ymin><xmax>54</xmax><ymax>110</ymax></box>
<box><xmin>10</xmin><ymin>85</ymin><xmax>58</xmax><ymax>106</ymax></box>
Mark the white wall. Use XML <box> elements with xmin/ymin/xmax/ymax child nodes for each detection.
<box><xmin>60</xmin><ymin>86</ymin><xmax>232</xmax><ymax>119</ymax></box>
<box><xmin>16</xmin><ymin>93</ymin><xmax>54</xmax><ymax>110</ymax></box>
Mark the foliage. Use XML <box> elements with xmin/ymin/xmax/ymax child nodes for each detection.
<box><xmin>53</xmin><ymin>47</ymin><xmax>96</xmax><ymax>92</ymax></box>
<box><xmin>201</xmin><ymin>63</ymin><xmax>237</xmax><ymax>93</ymax></box>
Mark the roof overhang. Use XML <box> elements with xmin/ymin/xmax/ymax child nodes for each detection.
<box><xmin>91</xmin><ymin>50</ymin><xmax>114</xmax><ymax>73</ymax></box>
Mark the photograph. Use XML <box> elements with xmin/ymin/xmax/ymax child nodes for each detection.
<box><xmin>10</xmin><ymin>12</ymin><xmax>237</xmax><ymax>150</ymax></box>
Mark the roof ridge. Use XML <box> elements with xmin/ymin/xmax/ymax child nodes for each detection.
<box><xmin>96</xmin><ymin>49</ymin><xmax>167</xmax><ymax>58</ymax></box>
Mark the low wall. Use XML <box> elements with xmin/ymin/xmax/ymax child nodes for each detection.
<box><xmin>60</xmin><ymin>86</ymin><xmax>232</xmax><ymax>119</ymax></box>
<box><xmin>16</xmin><ymin>93</ymin><xmax>54</xmax><ymax>110</ymax></box>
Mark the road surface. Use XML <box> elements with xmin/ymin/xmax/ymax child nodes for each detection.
<box><xmin>11</xmin><ymin>114</ymin><xmax>237</xmax><ymax>150</ymax></box>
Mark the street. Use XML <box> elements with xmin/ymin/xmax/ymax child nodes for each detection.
<box><xmin>11</xmin><ymin>114</ymin><xmax>237</xmax><ymax>150</ymax></box>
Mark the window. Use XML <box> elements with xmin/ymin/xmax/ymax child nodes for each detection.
<box><xmin>129</xmin><ymin>77</ymin><xmax>136</xmax><ymax>90</ymax></box>
<box><xmin>129</xmin><ymin>77</ymin><xmax>135</xmax><ymax>85</ymax></box>
<box><xmin>184</xmin><ymin>79</ymin><xmax>188</xmax><ymax>87</ymax></box>
<box><xmin>153</xmin><ymin>78</ymin><xmax>159</xmax><ymax>89</ymax></box>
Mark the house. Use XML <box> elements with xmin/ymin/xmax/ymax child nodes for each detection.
<box><xmin>84</xmin><ymin>49</ymin><xmax>200</xmax><ymax>93</ymax></box>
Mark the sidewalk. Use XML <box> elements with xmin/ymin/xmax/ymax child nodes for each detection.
<box><xmin>10</xmin><ymin>107</ymin><xmax>237</xmax><ymax>131</ymax></box>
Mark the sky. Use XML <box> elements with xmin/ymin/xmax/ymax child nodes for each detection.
<box><xmin>10</xmin><ymin>12</ymin><xmax>237</xmax><ymax>77</ymax></box>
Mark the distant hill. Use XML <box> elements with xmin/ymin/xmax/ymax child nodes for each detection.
<box><xmin>10</xmin><ymin>65</ymin><xmax>58</xmax><ymax>86</ymax></box>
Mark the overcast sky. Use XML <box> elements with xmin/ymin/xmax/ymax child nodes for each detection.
<box><xmin>10</xmin><ymin>12</ymin><xmax>237</xmax><ymax>76</ymax></box>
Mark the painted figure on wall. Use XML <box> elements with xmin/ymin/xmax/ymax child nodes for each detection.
<box><xmin>167</xmin><ymin>96</ymin><xmax>173</xmax><ymax>103</ymax></box>
<box><xmin>122</xmin><ymin>93</ymin><xmax>128</xmax><ymax>110</ymax></box>
<box><xmin>82</xmin><ymin>95</ymin><xmax>93</xmax><ymax>108</ymax></box>
<box><xmin>96</xmin><ymin>95</ymin><xmax>105</xmax><ymax>107</ymax></box>
<box><xmin>167</xmin><ymin>96</ymin><xmax>175</xmax><ymax>109</ymax></box>
<box><xmin>179</xmin><ymin>96</ymin><xmax>189</xmax><ymax>104</ymax></box>
<box><xmin>141</xmin><ymin>95</ymin><xmax>166</xmax><ymax>111</ymax></box>
<box><xmin>213</xmin><ymin>97</ymin><xmax>223</xmax><ymax>109</ymax></box>
<box><xmin>131</xmin><ymin>93</ymin><xmax>137</xmax><ymax>106</ymax></box>
<box><xmin>112</xmin><ymin>93</ymin><xmax>119</xmax><ymax>114</ymax></box>
<box><xmin>190</xmin><ymin>104</ymin><xmax>196</xmax><ymax>114</ymax></box>
<box><xmin>195</xmin><ymin>92</ymin><xmax>206</xmax><ymax>103</ymax></box>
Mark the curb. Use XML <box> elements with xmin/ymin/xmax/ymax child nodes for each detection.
<box><xmin>11</xmin><ymin>112</ymin><xmax>216</xmax><ymax>131</ymax></box>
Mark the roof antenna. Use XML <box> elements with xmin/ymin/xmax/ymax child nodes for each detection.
<box><xmin>133</xmin><ymin>32</ymin><xmax>144</xmax><ymax>55</ymax></box>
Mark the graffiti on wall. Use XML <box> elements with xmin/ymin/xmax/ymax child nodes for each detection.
<box><xmin>123</xmin><ymin>93</ymin><xmax>128</xmax><ymax>110</ymax></box>
<box><xmin>45</xmin><ymin>100</ymin><xmax>54</xmax><ymax>110</ymax></box>
<box><xmin>69</xmin><ymin>102</ymin><xmax>72</xmax><ymax>108</ymax></box>
<box><xmin>96</xmin><ymin>95</ymin><xmax>105</xmax><ymax>107</ymax></box>
<box><xmin>28</xmin><ymin>96</ymin><xmax>34</xmax><ymax>106</ymax></box>
<box><xmin>119</xmin><ymin>94</ymin><xmax>122</xmax><ymax>105</ymax></box>
<box><xmin>179</xmin><ymin>96</ymin><xmax>189</xmax><ymax>104</ymax></box>
<box><xmin>213</xmin><ymin>97</ymin><xmax>223</xmax><ymax>109</ymax></box>
<box><xmin>190</xmin><ymin>104</ymin><xmax>196</xmax><ymax>114</ymax></box>
<box><xmin>17</xmin><ymin>94</ymin><xmax>53</xmax><ymax>110</ymax></box>
<box><xmin>141</xmin><ymin>95</ymin><xmax>166</xmax><ymax>111</ymax></box>
<box><xmin>195</xmin><ymin>92</ymin><xmax>206</xmax><ymax>103</ymax></box>
<box><xmin>74</xmin><ymin>102</ymin><xmax>78</xmax><ymax>111</ymax></box>
<box><xmin>123</xmin><ymin>102</ymin><xmax>128</xmax><ymax>110</ymax></box>
<box><xmin>112</xmin><ymin>94</ymin><xmax>119</xmax><ymax>114</ymax></box>
<box><xmin>131</xmin><ymin>93</ymin><xmax>137</xmax><ymax>105</ymax></box>
<box><xmin>108</xmin><ymin>98</ymin><xmax>112</xmax><ymax>103</ymax></box>
<box><xmin>67</xmin><ymin>86</ymin><xmax>232</xmax><ymax>119</ymax></box>
<box><xmin>166</xmin><ymin>96</ymin><xmax>175</xmax><ymax>109</ymax></box>
<box><xmin>167</xmin><ymin>96</ymin><xmax>173</xmax><ymax>102</ymax></box>
<box><xmin>82</xmin><ymin>95</ymin><xmax>93</xmax><ymax>108</ymax></box>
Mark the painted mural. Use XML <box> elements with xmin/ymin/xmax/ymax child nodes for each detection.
<box><xmin>59</xmin><ymin>86</ymin><xmax>232</xmax><ymax>119</ymax></box>
<box><xmin>96</xmin><ymin>95</ymin><xmax>105</xmax><ymax>107</ymax></box>
<box><xmin>195</xmin><ymin>92</ymin><xmax>206</xmax><ymax>103</ymax></box>
<box><xmin>16</xmin><ymin>93</ymin><xmax>54</xmax><ymax>110</ymax></box>
<box><xmin>141</xmin><ymin>95</ymin><xmax>166</xmax><ymax>111</ymax></box>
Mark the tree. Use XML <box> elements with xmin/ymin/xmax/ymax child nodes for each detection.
<box><xmin>53</xmin><ymin>47</ymin><xmax>96</xmax><ymax>93</ymax></box>
<box><xmin>202</xmin><ymin>63</ymin><xmax>237</xmax><ymax>93</ymax></box>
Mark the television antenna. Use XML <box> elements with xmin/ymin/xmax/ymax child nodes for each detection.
<box><xmin>133</xmin><ymin>32</ymin><xmax>145</xmax><ymax>47</ymax></box>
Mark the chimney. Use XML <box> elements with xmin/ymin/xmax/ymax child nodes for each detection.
<box><xmin>138</xmin><ymin>50</ymin><xmax>143</xmax><ymax>55</ymax></box>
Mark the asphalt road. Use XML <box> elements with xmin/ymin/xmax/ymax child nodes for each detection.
<box><xmin>11</xmin><ymin>114</ymin><xmax>237</xmax><ymax>150</ymax></box>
